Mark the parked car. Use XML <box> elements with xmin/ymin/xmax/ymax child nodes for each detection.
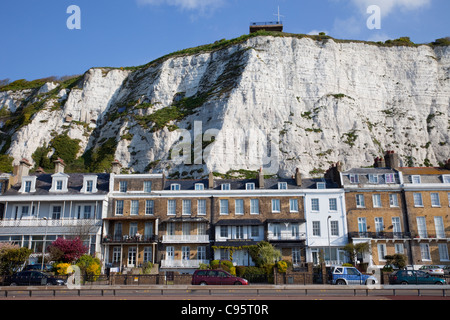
<box><xmin>389</xmin><ymin>270</ymin><xmax>446</xmax><ymax>285</ymax></box>
<box><xmin>7</xmin><ymin>271</ymin><xmax>66</xmax><ymax>286</ymax></box>
<box><xmin>192</xmin><ymin>269</ymin><xmax>249</xmax><ymax>286</ymax></box>
<box><xmin>443</xmin><ymin>266</ymin><xmax>450</xmax><ymax>275</ymax></box>
<box><xmin>22</xmin><ymin>264</ymin><xmax>53</xmax><ymax>272</ymax></box>
<box><xmin>419</xmin><ymin>265</ymin><xmax>444</xmax><ymax>276</ymax></box>
<box><xmin>329</xmin><ymin>266</ymin><xmax>378</xmax><ymax>285</ymax></box>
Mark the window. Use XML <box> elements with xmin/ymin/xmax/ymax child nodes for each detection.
<box><xmin>198</xmin><ymin>246</ymin><xmax>206</xmax><ymax>261</ymax></box>
<box><xmin>330</xmin><ymin>221</ymin><xmax>339</xmax><ymax>236</ymax></box>
<box><xmin>420</xmin><ymin>243</ymin><xmax>431</xmax><ymax>260</ymax></box>
<box><xmin>291</xmin><ymin>224</ymin><xmax>300</xmax><ymax>237</ymax></box>
<box><xmin>316</xmin><ymin>182</ymin><xmax>326</xmax><ymax>189</ymax></box>
<box><xmin>385</xmin><ymin>173</ymin><xmax>395</xmax><ymax>184</ymax></box>
<box><xmin>197</xmin><ymin>200</ymin><xmax>206</xmax><ymax>215</ymax></box>
<box><xmin>130</xmin><ymin>200</ymin><xmax>139</xmax><ymax>215</ymax></box>
<box><xmin>329</xmin><ymin>198</ymin><xmax>337</xmax><ymax>211</ymax></box>
<box><xmin>221</xmin><ymin>183</ymin><xmax>230</xmax><ymax>190</ymax></box>
<box><xmin>220</xmin><ymin>200</ymin><xmax>229</xmax><ymax>215</ymax></box>
<box><xmin>143</xmin><ymin>181</ymin><xmax>152</xmax><ymax>192</ymax></box>
<box><xmin>143</xmin><ymin>247</ymin><xmax>153</xmax><ymax>263</ymax></box>
<box><xmin>412</xmin><ymin>175</ymin><xmax>421</xmax><ymax>184</ymax></box>
<box><xmin>20</xmin><ymin>177</ymin><xmax>36</xmax><ymax>193</ymax></box>
<box><xmin>358</xmin><ymin>218</ymin><xmax>367</xmax><ymax>234</ymax></box>
<box><xmin>170</xmin><ymin>184</ymin><xmax>180</xmax><ymax>191</ymax></box>
<box><xmin>115</xmin><ymin>200</ymin><xmax>124</xmax><ymax>215</ymax></box>
<box><xmin>129</xmin><ymin>223</ymin><xmax>138</xmax><ymax>236</ymax></box>
<box><xmin>235</xmin><ymin>199</ymin><xmax>244</xmax><ymax>215</ymax></box>
<box><xmin>271</xmin><ymin>199</ymin><xmax>280</xmax><ymax>213</ymax></box>
<box><xmin>235</xmin><ymin>226</ymin><xmax>244</xmax><ymax>239</ymax></box>
<box><xmin>312</xmin><ymin>221</ymin><xmax>321</xmax><ymax>236</ymax></box>
<box><xmin>431</xmin><ymin>193</ymin><xmax>441</xmax><ymax>207</ymax></box>
<box><xmin>292</xmin><ymin>248</ymin><xmax>302</xmax><ymax>264</ymax></box>
<box><xmin>417</xmin><ymin>217</ymin><xmax>427</xmax><ymax>238</ymax></box>
<box><xmin>378</xmin><ymin>244</ymin><xmax>387</xmax><ymax>261</ymax></box>
<box><xmin>52</xmin><ymin>206</ymin><xmax>62</xmax><ymax>220</ymax></box>
<box><xmin>112</xmin><ymin>247</ymin><xmax>121</xmax><ymax>263</ymax></box>
<box><xmin>246</xmin><ymin>183</ymin><xmax>255</xmax><ymax>190</ymax></box>
<box><xmin>56</xmin><ymin>180</ymin><xmax>63</xmax><ymax>190</ymax></box>
<box><xmin>167</xmin><ymin>200</ymin><xmax>176</xmax><ymax>215</ymax></box>
<box><xmin>145</xmin><ymin>200</ymin><xmax>154</xmax><ymax>215</ymax></box>
<box><xmin>443</xmin><ymin>175</ymin><xmax>450</xmax><ymax>184</ymax></box>
<box><xmin>251</xmin><ymin>226</ymin><xmax>259</xmax><ymax>238</ymax></box>
<box><xmin>434</xmin><ymin>217</ymin><xmax>445</xmax><ymax>238</ymax></box>
<box><xmin>290</xmin><ymin>199</ymin><xmax>299</xmax><ymax>212</ymax></box>
<box><xmin>119</xmin><ymin>181</ymin><xmax>127</xmax><ymax>192</ymax></box>
<box><xmin>220</xmin><ymin>226</ymin><xmax>228</xmax><ymax>238</ymax></box>
<box><xmin>392</xmin><ymin>217</ymin><xmax>402</xmax><ymax>236</ymax></box>
<box><xmin>278</xmin><ymin>182</ymin><xmax>287</xmax><ymax>190</ymax></box>
<box><xmin>375</xmin><ymin>217</ymin><xmax>384</xmax><ymax>234</ymax></box>
<box><xmin>372</xmin><ymin>194</ymin><xmax>382</xmax><ymax>208</ymax></box>
<box><xmin>182</xmin><ymin>247</ymin><xmax>190</xmax><ymax>261</ymax></box>
<box><xmin>368</xmin><ymin>174</ymin><xmax>378</xmax><ymax>184</ymax></box>
<box><xmin>166</xmin><ymin>246</ymin><xmax>174</xmax><ymax>260</ymax></box>
<box><xmin>167</xmin><ymin>223</ymin><xmax>175</xmax><ymax>235</ymax></box>
<box><xmin>349</xmin><ymin>174</ymin><xmax>359</xmax><ymax>184</ymax></box>
<box><xmin>182</xmin><ymin>200</ymin><xmax>191</xmax><ymax>215</ymax></box>
<box><xmin>389</xmin><ymin>194</ymin><xmax>399</xmax><ymax>207</ymax></box>
<box><xmin>83</xmin><ymin>206</ymin><xmax>91</xmax><ymax>219</ymax></box>
<box><xmin>438</xmin><ymin>244</ymin><xmax>449</xmax><ymax>261</ymax></box>
<box><xmin>128</xmin><ymin>247</ymin><xmax>136</xmax><ymax>266</ymax></box>
<box><xmin>413</xmin><ymin>193</ymin><xmax>423</xmax><ymax>207</ymax></box>
<box><xmin>195</xmin><ymin>183</ymin><xmax>204</xmax><ymax>190</ymax></box>
<box><xmin>114</xmin><ymin>223</ymin><xmax>123</xmax><ymax>238</ymax></box>
<box><xmin>356</xmin><ymin>194</ymin><xmax>365</xmax><ymax>208</ymax></box>
<box><xmin>86</xmin><ymin>180</ymin><xmax>93</xmax><ymax>192</ymax></box>
<box><xmin>272</xmin><ymin>223</ymin><xmax>281</xmax><ymax>238</ymax></box>
<box><xmin>395</xmin><ymin>243</ymin><xmax>404</xmax><ymax>254</ymax></box>
<box><xmin>311</xmin><ymin>198</ymin><xmax>319</xmax><ymax>211</ymax></box>
<box><xmin>250</xmin><ymin>199</ymin><xmax>259</xmax><ymax>214</ymax></box>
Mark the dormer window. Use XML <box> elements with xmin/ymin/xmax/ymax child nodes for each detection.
<box><xmin>385</xmin><ymin>173</ymin><xmax>395</xmax><ymax>184</ymax></box>
<box><xmin>412</xmin><ymin>175</ymin><xmax>421</xmax><ymax>184</ymax></box>
<box><xmin>80</xmin><ymin>175</ymin><xmax>98</xmax><ymax>193</ymax></box>
<box><xmin>19</xmin><ymin>176</ymin><xmax>37</xmax><ymax>193</ymax></box>
<box><xmin>368</xmin><ymin>174</ymin><xmax>378</xmax><ymax>184</ymax></box>
<box><xmin>195</xmin><ymin>183</ymin><xmax>204</xmax><ymax>190</ymax></box>
<box><xmin>246</xmin><ymin>183</ymin><xmax>255</xmax><ymax>190</ymax></box>
<box><xmin>278</xmin><ymin>182</ymin><xmax>287</xmax><ymax>190</ymax></box>
<box><xmin>316</xmin><ymin>182</ymin><xmax>326</xmax><ymax>189</ymax></box>
<box><xmin>443</xmin><ymin>175</ymin><xmax>450</xmax><ymax>184</ymax></box>
<box><xmin>49</xmin><ymin>173</ymin><xmax>69</xmax><ymax>193</ymax></box>
<box><xmin>221</xmin><ymin>183</ymin><xmax>230</xmax><ymax>190</ymax></box>
<box><xmin>349</xmin><ymin>174</ymin><xmax>359</xmax><ymax>184</ymax></box>
<box><xmin>119</xmin><ymin>181</ymin><xmax>128</xmax><ymax>192</ymax></box>
<box><xmin>171</xmin><ymin>184</ymin><xmax>181</xmax><ymax>191</ymax></box>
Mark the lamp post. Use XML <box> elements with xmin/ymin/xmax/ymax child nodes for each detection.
<box><xmin>327</xmin><ymin>215</ymin><xmax>332</xmax><ymax>266</ymax></box>
<box><xmin>41</xmin><ymin>217</ymin><xmax>48</xmax><ymax>271</ymax></box>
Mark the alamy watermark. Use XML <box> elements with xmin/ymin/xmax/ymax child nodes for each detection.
<box><xmin>367</xmin><ymin>5</ymin><xmax>381</xmax><ymax>30</ymax></box>
<box><xmin>67</xmin><ymin>5</ymin><xmax>81</xmax><ymax>30</ymax></box>
<box><xmin>169</xmin><ymin>121</ymin><xmax>280</xmax><ymax>175</ymax></box>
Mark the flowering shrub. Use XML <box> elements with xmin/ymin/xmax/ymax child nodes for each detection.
<box><xmin>55</xmin><ymin>263</ymin><xmax>72</xmax><ymax>275</ymax></box>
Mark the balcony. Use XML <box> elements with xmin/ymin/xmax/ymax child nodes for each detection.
<box><xmin>267</xmin><ymin>232</ymin><xmax>306</xmax><ymax>241</ymax></box>
<box><xmin>160</xmin><ymin>259</ymin><xmax>209</xmax><ymax>269</ymax></box>
<box><xmin>162</xmin><ymin>235</ymin><xmax>210</xmax><ymax>244</ymax></box>
<box><xmin>102</xmin><ymin>235</ymin><xmax>158</xmax><ymax>244</ymax></box>
<box><xmin>349</xmin><ymin>232</ymin><xmax>412</xmax><ymax>240</ymax></box>
<box><xmin>0</xmin><ymin>218</ymin><xmax>101</xmax><ymax>228</ymax></box>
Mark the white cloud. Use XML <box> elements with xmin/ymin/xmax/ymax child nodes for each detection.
<box><xmin>137</xmin><ymin>0</ymin><xmax>225</xmax><ymax>12</ymax></box>
<box><xmin>349</xmin><ymin>0</ymin><xmax>432</xmax><ymax>17</ymax></box>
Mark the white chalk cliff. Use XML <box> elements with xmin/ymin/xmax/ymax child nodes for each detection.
<box><xmin>1</xmin><ymin>34</ymin><xmax>449</xmax><ymax>177</ymax></box>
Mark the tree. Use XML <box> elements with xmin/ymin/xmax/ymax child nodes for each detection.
<box><xmin>342</xmin><ymin>242</ymin><xmax>370</xmax><ymax>265</ymax></box>
<box><xmin>384</xmin><ymin>254</ymin><xmax>407</xmax><ymax>270</ymax></box>
<box><xmin>76</xmin><ymin>255</ymin><xmax>101</xmax><ymax>281</ymax></box>
<box><xmin>0</xmin><ymin>247</ymin><xmax>33</xmax><ymax>275</ymax></box>
<box><xmin>48</xmin><ymin>237</ymin><xmax>88</xmax><ymax>263</ymax></box>
<box><xmin>248</xmin><ymin>241</ymin><xmax>281</xmax><ymax>267</ymax></box>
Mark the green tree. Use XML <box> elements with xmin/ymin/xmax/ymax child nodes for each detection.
<box><xmin>384</xmin><ymin>254</ymin><xmax>407</xmax><ymax>270</ymax></box>
<box><xmin>0</xmin><ymin>247</ymin><xmax>33</xmax><ymax>275</ymax></box>
<box><xmin>248</xmin><ymin>241</ymin><xmax>281</xmax><ymax>267</ymax></box>
<box><xmin>342</xmin><ymin>242</ymin><xmax>370</xmax><ymax>265</ymax></box>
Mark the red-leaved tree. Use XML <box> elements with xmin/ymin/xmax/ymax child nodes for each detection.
<box><xmin>48</xmin><ymin>237</ymin><xmax>88</xmax><ymax>263</ymax></box>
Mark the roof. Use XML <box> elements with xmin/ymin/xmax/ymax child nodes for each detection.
<box><xmin>399</xmin><ymin>167</ymin><xmax>450</xmax><ymax>175</ymax></box>
<box><xmin>341</xmin><ymin>168</ymin><xmax>401</xmax><ymax>186</ymax></box>
<box><xmin>2</xmin><ymin>173</ymin><xmax>110</xmax><ymax>197</ymax></box>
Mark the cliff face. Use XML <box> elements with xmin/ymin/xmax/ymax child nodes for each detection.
<box><xmin>1</xmin><ymin>35</ymin><xmax>449</xmax><ymax>177</ymax></box>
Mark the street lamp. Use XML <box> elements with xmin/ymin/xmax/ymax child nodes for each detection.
<box><xmin>41</xmin><ymin>217</ymin><xmax>48</xmax><ymax>271</ymax></box>
<box><xmin>327</xmin><ymin>215</ymin><xmax>332</xmax><ymax>266</ymax></box>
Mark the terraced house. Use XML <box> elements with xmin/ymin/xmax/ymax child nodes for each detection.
<box><xmin>0</xmin><ymin>158</ymin><xmax>108</xmax><ymax>262</ymax></box>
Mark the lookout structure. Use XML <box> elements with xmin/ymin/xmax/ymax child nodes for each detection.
<box><xmin>250</xmin><ymin>7</ymin><xmax>284</xmax><ymax>34</ymax></box>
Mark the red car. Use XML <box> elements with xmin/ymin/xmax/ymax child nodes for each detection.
<box><xmin>192</xmin><ymin>269</ymin><xmax>249</xmax><ymax>285</ymax></box>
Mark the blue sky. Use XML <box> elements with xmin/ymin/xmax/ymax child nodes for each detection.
<box><xmin>1</xmin><ymin>0</ymin><xmax>448</xmax><ymax>82</ymax></box>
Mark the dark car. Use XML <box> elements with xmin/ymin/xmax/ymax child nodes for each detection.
<box><xmin>192</xmin><ymin>269</ymin><xmax>249</xmax><ymax>286</ymax></box>
<box><xmin>8</xmin><ymin>271</ymin><xmax>66</xmax><ymax>286</ymax></box>
<box><xmin>23</xmin><ymin>264</ymin><xmax>53</xmax><ymax>272</ymax></box>
<box><xmin>389</xmin><ymin>270</ymin><xmax>446</xmax><ymax>285</ymax></box>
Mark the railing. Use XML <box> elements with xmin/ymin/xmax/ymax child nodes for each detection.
<box><xmin>267</xmin><ymin>232</ymin><xmax>306</xmax><ymax>241</ymax></box>
<box><xmin>162</xmin><ymin>235</ymin><xmax>210</xmax><ymax>243</ymax></box>
<box><xmin>102</xmin><ymin>235</ymin><xmax>158</xmax><ymax>244</ymax></box>
<box><xmin>250</xmin><ymin>21</ymin><xmax>283</xmax><ymax>26</ymax></box>
<box><xmin>349</xmin><ymin>232</ymin><xmax>412</xmax><ymax>240</ymax></box>
<box><xmin>160</xmin><ymin>259</ymin><xmax>209</xmax><ymax>268</ymax></box>
<box><xmin>0</xmin><ymin>218</ymin><xmax>102</xmax><ymax>227</ymax></box>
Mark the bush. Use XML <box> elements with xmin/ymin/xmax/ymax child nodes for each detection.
<box><xmin>276</xmin><ymin>260</ymin><xmax>288</xmax><ymax>273</ymax></box>
<box><xmin>54</xmin><ymin>262</ymin><xmax>71</xmax><ymax>275</ymax></box>
<box><xmin>76</xmin><ymin>255</ymin><xmax>101</xmax><ymax>281</ymax></box>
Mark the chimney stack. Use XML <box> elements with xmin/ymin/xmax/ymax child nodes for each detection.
<box><xmin>111</xmin><ymin>160</ymin><xmax>122</xmax><ymax>175</ymax></box>
<box><xmin>258</xmin><ymin>167</ymin><xmax>264</xmax><ymax>189</ymax></box>
<box><xmin>384</xmin><ymin>151</ymin><xmax>399</xmax><ymax>169</ymax></box>
<box><xmin>295</xmin><ymin>168</ymin><xmax>302</xmax><ymax>187</ymax></box>
<box><xmin>54</xmin><ymin>158</ymin><xmax>66</xmax><ymax>174</ymax></box>
<box><xmin>208</xmin><ymin>171</ymin><xmax>214</xmax><ymax>189</ymax></box>
<box><xmin>374</xmin><ymin>157</ymin><xmax>386</xmax><ymax>168</ymax></box>
<box><xmin>17</xmin><ymin>158</ymin><xmax>32</xmax><ymax>179</ymax></box>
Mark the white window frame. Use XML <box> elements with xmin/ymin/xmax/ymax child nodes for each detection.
<box><xmin>312</xmin><ymin>221</ymin><xmax>321</xmax><ymax>237</ymax></box>
<box><xmin>115</xmin><ymin>200</ymin><xmax>124</xmax><ymax>215</ymax></box>
<box><xmin>434</xmin><ymin>216</ymin><xmax>445</xmax><ymax>238</ymax></box>
<box><xmin>220</xmin><ymin>200</ymin><xmax>229</xmax><ymax>215</ymax></box>
<box><xmin>235</xmin><ymin>199</ymin><xmax>244</xmax><ymax>215</ymax></box>
<box><xmin>167</xmin><ymin>200</ymin><xmax>176</xmax><ymax>216</ymax></box>
<box><xmin>195</xmin><ymin>183</ymin><xmax>204</xmax><ymax>191</ymax></box>
<box><xmin>438</xmin><ymin>244</ymin><xmax>449</xmax><ymax>261</ymax></box>
<box><xmin>197</xmin><ymin>199</ymin><xmax>206</xmax><ymax>216</ymax></box>
<box><xmin>442</xmin><ymin>175</ymin><xmax>450</xmax><ymax>184</ymax></box>
<box><xmin>329</xmin><ymin>198</ymin><xmax>337</xmax><ymax>211</ymax></box>
<box><xmin>420</xmin><ymin>243</ymin><xmax>431</xmax><ymax>261</ymax></box>
<box><xmin>81</xmin><ymin>175</ymin><xmax>98</xmax><ymax>193</ymax></box>
<box><xmin>389</xmin><ymin>194</ymin><xmax>399</xmax><ymax>207</ymax></box>
<box><xmin>145</xmin><ymin>200</ymin><xmax>154</xmax><ymax>215</ymax></box>
<box><xmin>412</xmin><ymin>175</ymin><xmax>421</xmax><ymax>184</ymax></box>
<box><xmin>182</xmin><ymin>200</ymin><xmax>191</xmax><ymax>216</ymax></box>
<box><xmin>221</xmin><ymin>183</ymin><xmax>230</xmax><ymax>190</ymax></box>
<box><xmin>246</xmin><ymin>183</ymin><xmax>255</xmax><ymax>190</ymax></box>
<box><xmin>316</xmin><ymin>182</ymin><xmax>326</xmax><ymax>189</ymax></box>
<box><xmin>278</xmin><ymin>182</ymin><xmax>287</xmax><ymax>190</ymax></box>
<box><xmin>143</xmin><ymin>181</ymin><xmax>152</xmax><ymax>192</ymax></box>
<box><xmin>368</xmin><ymin>174</ymin><xmax>378</xmax><ymax>184</ymax></box>
<box><xmin>377</xmin><ymin>244</ymin><xmax>387</xmax><ymax>261</ymax></box>
<box><xmin>290</xmin><ymin>199</ymin><xmax>299</xmax><ymax>212</ymax></box>
<box><xmin>349</xmin><ymin>174</ymin><xmax>359</xmax><ymax>184</ymax></box>
<box><xmin>385</xmin><ymin>173</ymin><xmax>395</xmax><ymax>184</ymax></box>
<box><xmin>250</xmin><ymin>199</ymin><xmax>259</xmax><ymax>215</ymax></box>
<box><xmin>130</xmin><ymin>200</ymin><xmax>139</xmax><ymax>215</ymax></box>
<box><xmin>271</xmin><ymin>199</ymin><xmax>280</xmax><ymax>213</ymax></box>
<box><xmin>413</xmin><ymin>193</ymin><xmax>423</xmax><ymax>207</ymax></box>
<box><xmin>356</xmin><ymin>194</ymin><xmax>365</xmax><ymax>208</ymax></box>
<box><xmin>311</xmin><ymin>198</ymin><xmax>319</xmax><ymax>212</ymax></box>
<box><xmin>170</xmin><ymin>184</ymin><xmax>181</xmax><ymax>191</ymax></box>
<box><xmin>372</xmin><ymin>194</ymin><xmax>382</xmax><ymax>208</ymax></box>
<box><xmin>430</xmin><ymin>193</ymin><xmax>441</xmax><ymax>207</ymax></box>
<box><xmin>119</xmin><ymin>181</ymin><xmax>128</xmax><ymax>193</ymax></box>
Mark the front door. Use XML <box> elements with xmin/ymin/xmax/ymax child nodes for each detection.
<box><xmin>128</xmin><ymin>247</ymin><xmax>136</xmax><ymax>267</ymax></box>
